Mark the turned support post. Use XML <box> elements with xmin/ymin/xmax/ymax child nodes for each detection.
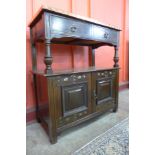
<box><xmin>89</xmin><ymin>46</ymin><xmax>95</xmax><ymax>66</ymax></box>
<box><xmin>113</xmin><ymin>46</ymin><xmax>119</xmax><ymax>67</ymax></box>
<box><xmin>91</xmin><ymin>48</ymin><xmax>95</xmax><ymax>66</ymax></box>
<box><xmin>44</xmin><ymin>39</ymin><xmax>53</xmax><ymax>74</ymax></box>
<box><xmin>113</xmin><ymin>45</ymin><xmax>119</xmax><ymax>112</ymax></box>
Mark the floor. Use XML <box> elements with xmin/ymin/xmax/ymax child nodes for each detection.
<box><xmin>26</xmin><ymin>89</ymin><xmax>129</xmax><ymax>155</ymax></box>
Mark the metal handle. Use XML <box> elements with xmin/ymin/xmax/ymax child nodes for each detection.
<box><xmin>93</xmin><ymin>90</ymin><xmax>97</xmax><ymax>99</ymax></box>
<box><xmin>104</xmin><ymin>33</ymin><xmax>109</xmax><ymax>39</ymax></box>
<box><xmin>70</xmin><ymin>26</ymin><xmax>77</xmax><ymax>32</ymax></box>
<box><xmin>99</xmin><ymin>81</ymin><xmax>106</xmax><ymax>84</ymax></box>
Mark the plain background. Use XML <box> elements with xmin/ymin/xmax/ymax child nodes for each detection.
<box><xmin>0</xmin><ymin>0</ymin><xmax>155</xmax><ymax>154</ymax></box>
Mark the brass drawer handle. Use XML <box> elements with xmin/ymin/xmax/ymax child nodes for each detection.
<box><xmin>104</xmin><ymin>32</ymin><xmax>109</xmax><ymax>39</ymax></box>
<box><xmin>70</xmin><ymin>26</ymin><xmax>77</xmax><ymax>32</ymax></box>
<box><xmin>99</xmin><ymin>81</ymin><xmax>106</xmax><ymax>84</ymax></box>
<box><xmin>93</xmin><ymin>90</ymin><xmax>97</xmax><ymax>99</ymax></box>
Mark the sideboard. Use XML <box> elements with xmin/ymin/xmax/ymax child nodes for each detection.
<box><xmin>29</xmin><ymin>6</ymin><xmax>121</xmax><ymax>144</ymax></box>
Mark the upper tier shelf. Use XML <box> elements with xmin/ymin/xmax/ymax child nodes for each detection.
<box><xmin>29</xmin><ymin>6</ymin><xmax>121</xmax><ymax>47</ymax></box>
<box><xmin>33</xmin><ymin>66</ymin><xmax>119</xmax><ymax>77</ymax></box>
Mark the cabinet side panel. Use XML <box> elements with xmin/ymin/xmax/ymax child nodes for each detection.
<box><xmin>36</xmin><ymin>74</ymin><xmax>49</xmax><ymax>119</ymax></box>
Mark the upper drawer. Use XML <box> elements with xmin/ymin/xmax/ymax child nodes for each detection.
<box><xmin>92</xmin><ymin>25</ymin><xmax>118</xmax><ymax>44</ymax></box>
<box><xmin>49</xmin><ymin>15</ymin><xmax>92</xmax><ymax>39</ymax></box>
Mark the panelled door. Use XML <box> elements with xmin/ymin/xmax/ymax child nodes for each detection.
<box><xmin>53</xmin><ymin>73</ymin><xmax>92</xmax><ymax>127</ymax></box>
<box><xmin>92</xmin><ymin>70</ymin><xmax>117</xmax><ymax>112</ymax></box>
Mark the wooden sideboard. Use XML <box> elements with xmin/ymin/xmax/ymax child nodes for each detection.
<box><xmin>29</xmin><ymin>7</ymin><xmax>121</xmax><ymax>144</ymax></box>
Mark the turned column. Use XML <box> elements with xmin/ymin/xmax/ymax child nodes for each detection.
<box><xmin>91</xmin><ymin>48</ymin><xmax>95</xmax><ymax>66</ymax></box>
<box><xmin>89</xmin><ymin>46</ymin><xmax>95</xmax><ymax>66</ymax></box>
<box><xmin>44</xmin><ymin>39</ymin><xmax>53</xmax><ymax>73</ymax></box>
<box><xmin>113</xmin><ymin>46</ymin><xmax>119</xmax><ymax>67</ymax></box>
<box><xmin>113</xmin><ymin>45</ymin><xmax>119</xmax><ymax>112</ymax></box>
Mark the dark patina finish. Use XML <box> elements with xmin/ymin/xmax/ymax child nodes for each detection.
<box><xmin>29</xmin><ymin>7</ymin><xmax>120</xmax><ymax>144</ymax></box>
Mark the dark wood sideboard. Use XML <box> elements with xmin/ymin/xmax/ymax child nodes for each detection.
<box><xmin>29</xmin><ymin>7</ymin><xmax>121</xmax><ymax>144</ymax></box>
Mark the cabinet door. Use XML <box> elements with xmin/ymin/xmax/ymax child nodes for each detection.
<box><xmin>96</xmin><ymin>78</ymin><xmax>113</xmax><ymax>104</ymax></box>
<box><xmin>53</xmin><ymin>73</ymin><xmax>91</xmax><ymax>127</ymax></box>
<box><xmin>92</xmin><ymin>70</ymin><xmax>117</xmax><ymax>112</ymax></box>
<box><xmin>61</xmin><ymin>82</ymin><xmax>88</xmax><ymax>117</ymax></box>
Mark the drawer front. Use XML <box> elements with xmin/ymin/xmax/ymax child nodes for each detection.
<box><xmin>92</xmin><ymin>25</ymin><xmax>118</xmax><ymax>44</ymax></box>
<box><xmin>49</xmin><ymin>15</ymin><xmax>92</xmax><ymax>39</ymax></box>
<box><xmin>52</xmin><ymin>73</ymin><xmax>92</xmax><ymax>127</ymax></box>
<box><xmin>92</xmin><ymin>70</ymin><xmax>117</xmax><ymax>112</ymax></box>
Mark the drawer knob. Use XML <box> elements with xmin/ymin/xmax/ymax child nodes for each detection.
<box><xmin>93</xmin><ymin>90</ymin><xmax>97</xmax><ymax>99</ymax></box>
<box><xmin>77</xmin><ymin>75</ymin><xmax>81</xmax><ymax>79</ymax></box>
<box><xmin>104</xmin><ymin>33</ymin><xmax>109</xmax><ymax>39</ymax></box>
<box><xmin>70</xmin><ymin>26</ymin><xmax>77</xmax><ymax>32</ymax></box>
<box><xmin>64</xmin><ymin>77</ymin><xmax>68</xmax><ymax>81</ymax></box>
<box><xmin>83</xmin><ymin>75</ymin><xmax>86</xmax><ymax>78</ymax></box>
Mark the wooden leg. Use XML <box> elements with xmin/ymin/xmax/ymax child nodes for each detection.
<box><xmin>113</xmin><ymin>46</ymin><xmax>119</xmax><ymax>112</ymax></box>
<box><xmin>47</xmin><ymin>78</ymin><xmax>57</xmax><ymax>144</ymax></box>
<box><xmin>32</xmin><ymin>74</ymin><xmax>41</xmax><ymax>123</ymax></box>
<box><xmin>48</xmin><ymin>121</ymin><xmax>57</xmax><ymax>144</ymax></box>
<box><xmin>113</xmin><ymin>104</ymin><xmax>118</xmax><ymax>112</ymax></box>
<box><xmin>37</xmin><ymin>117</ymin><xmax>41</xmax><ymax>123</ymax></box>
<box><xmin>44</xmin><ymin>39</ymin><xmax>53</xmax><ymax>74</ymax></box>
<box><xmin>113</xmin><ymin>69</ymin><xmax>119</xmax><ymax>113</ymax></box>
<box><xmin>30</xmin><ymin>31</ymin><xmax>40</xmax><ymax>121</ymax></box>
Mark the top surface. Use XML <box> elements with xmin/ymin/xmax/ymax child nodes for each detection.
<box><xmin>28</xmin><ymin>5</ymin><xmax>121</xmax><ymax>31</ymax></box>
<box><xmin>33</xmin><ymin>66</ymin><xmax>119</xmax><ymax>77</ymax></box>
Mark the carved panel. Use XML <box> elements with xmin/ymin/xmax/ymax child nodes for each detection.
<box><xmin>96</xmin><ymin>79</ymin><xmax>112</xmax><ymax>105</ymax></box>
<box><xmin>53</xmin><ymin>73</ymin><xmax>88</xmax><ymax>86</ymax></box>
<box><xmin>97</xmin><ymin>70</ymin><xmax>116</xmax><ymax>78</ymax></box>
<box><xmin>57</xmin><ymin>110</ymin><xmax>88</xmax><ymax>127</ymax></box>
<box><xmin>61</xmin><ymin>82</ymin><xmax>88</xmax><ymax>117</ymax></box>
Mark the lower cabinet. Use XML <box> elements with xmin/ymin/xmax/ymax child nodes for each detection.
<box><xmin>36</xmin><ymin>68</ymin><xmax>118</xmax><ymax>143</ymax></box>
<box><xmin>51</xmin><ymin>69</ymin><xmax>117</xmax><ymax>128</ymax></box>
